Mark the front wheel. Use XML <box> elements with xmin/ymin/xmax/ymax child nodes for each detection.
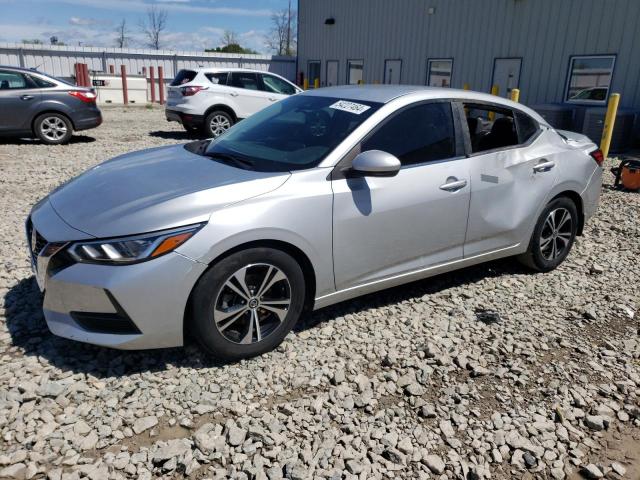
<box><xmin>204</xmin><ymin>110</ymin><xmax>234</xmax><ymax>138</ymax></box>
<box><xmin>518</xmin><ymin>197</ymin><xmax>578</xmax><ymax>272</ymax></box>
<box><xmin>191</xmin><ymin>248</ymin><xmax>306</xmax><ymax>361</ymax></box>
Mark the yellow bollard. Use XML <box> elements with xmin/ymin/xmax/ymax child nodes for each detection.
<box><xmin>463</xmin><ymin>83</ymin><xmax>470</xmax><ymax>90</ymax></box>
<box><xmin>303</xmin><ymin>78</ymin><xmax>309</xmax><ymax>90</ymax></box>
<box><xmin>314</xmin><ymin>78</ymin><xmax>320</xmax><ymax>89</ymax></box>
<box><xmin>488</xmin><ymin>85</ymin><xmax>500</xmax><ymax>121</ymax></box>
<box><xmin>357</xmin><ymin>79</ymin><xmax>364</xmax><ymax>85</ymax></box>
<box><xmin>600</xmin><ymin>93</ymin><xmax>620</xmax><ymax>159</ymax></box>
<box><xmin>510</xmin><ymin>88</ymin><xmax>520</xmax><ymax>103</ymax></box>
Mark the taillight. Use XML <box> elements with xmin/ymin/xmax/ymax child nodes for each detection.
<box><xmin>68</xmin><ymin>90</ymin><xmax>97</xmax><ymax>103</ymax></box>
<box><xmin>590</xmin><ymin>149</ymin><xmax>605</xmax><ymax>167</ymax></box>
<box><xmin>181</xmin><ymin>86</ymin><xmax>207</xmax><ymax>96</ymax></box>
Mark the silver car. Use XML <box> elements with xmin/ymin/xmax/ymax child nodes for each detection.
<box><xmin>27</xmin><ymin>86</ymin><xmax>603</xmax><ymax>360</ymax></box>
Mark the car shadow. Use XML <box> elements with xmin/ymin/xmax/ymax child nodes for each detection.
<box><xmin>0</xmin><ymin>135</ymin><xmax>96</xmax><ymax>145</ymax></box>
<box><xmin>3</xmin><ymin>258</ymin><xmax>532</xmax><ymax>378</ymax></box>
<box><xmin>148</xmin><ymin>130</ymin><xmax>204</xmax><ymax>141</ymax></box>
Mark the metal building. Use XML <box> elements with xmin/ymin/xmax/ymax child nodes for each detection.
<box><xmin>298</xmin><ymin>0</ymin><xmax>640</xmax><ymax>146</ymax></box>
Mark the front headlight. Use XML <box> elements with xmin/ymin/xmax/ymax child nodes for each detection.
<box><xmin>68</xmin><ymin>224</ymin><xmax>204</xmax><ymax>265</ymax></box>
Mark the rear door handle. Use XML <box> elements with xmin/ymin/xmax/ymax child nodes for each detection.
<box><xmin>439</xmin><ymin>178</ymin><xmax>468</xmax><ymax>192</ymax></box>
<box><xmin>229</xmin><ymin>92</ymin><xmax>239</xmax><ymax>97</ymax></box>
<box><xmin>533</xmin><ymin>159</ymin><xmax>555</xmax><ymax>173</ymax></box>
<box><xmin>20</xmin><ymin>95</ymin><xmax>34</xmax><ymax>101</ymax></box>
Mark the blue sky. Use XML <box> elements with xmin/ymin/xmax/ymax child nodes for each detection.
<box><xmin>0</xmin><ymin>0</ymin><xmax>294</xmax><ymax>53</ymax></box>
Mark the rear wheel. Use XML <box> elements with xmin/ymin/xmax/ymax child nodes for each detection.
<box><xmin>518</xmin><ymin>197</ymin><xmax>578</xmax><ymax>272</ymax></box>
<box><xmin>191</xmin><ymin>248</ymin><xmax>305</xmax><ymax>361</ymax></box>
<box><xmin>35</xmin><ymin>113</ymin><xmax>73</xmax><ymax>145</ymax></box>
<box><xmin>204</xmin><ymin>110</ymin><xmax>234</xmax><ymax>138</ymax></box>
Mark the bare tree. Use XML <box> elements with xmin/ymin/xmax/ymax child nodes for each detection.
<box><xmin>139</xmin><ymin>5</ymin><xmax>168</xmax><ymax>50</ymax></box>
<box><xmin>266</xmin><ymin>5</ymin><xmax>296</xmax><ymax>56</ymax></box>
<box><xmin>221</xmin><ymin>30</ymin><xmax>237</xmax><ymax>47</ymax></box>
<box><xmin>115</xmin><ymin>19</ymin><xmax>130</xmax><ymax>48</ymax></box>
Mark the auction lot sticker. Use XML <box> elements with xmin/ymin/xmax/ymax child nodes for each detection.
<box><xmin>329</xmin><ymin>100</ymin><xmax>371</xmax><ymax>114</ymax></box>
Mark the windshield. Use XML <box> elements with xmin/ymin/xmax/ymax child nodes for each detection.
<box><xmin>203</xmin><ymin>95</ymin><xmax>382</xmax><ymax>172</ymax></box>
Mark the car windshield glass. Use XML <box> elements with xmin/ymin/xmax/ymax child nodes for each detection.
<box><xmin>203</xmin><ymin>95</ymin><xmax>381</xmax><ymax>172</ymax></box>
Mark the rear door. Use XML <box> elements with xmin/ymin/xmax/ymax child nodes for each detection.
<box><xmin>460</xmin><ymin>102</ymin><xmax>558</xmax><ymax>256</ymax></box>
<box><xmin>332</xmin><ymin>101</ymin><xmax>471</xmax><ymax>290</ymax></box>
<box><xmin>228</xmin><ymin>71</ymin><xmax>271</xmax><ymax>118</ymax></box>
<box><xmin>0</xmin><ymin>69</ymin><xmax>41</xmax><ymax>133</ymax></box>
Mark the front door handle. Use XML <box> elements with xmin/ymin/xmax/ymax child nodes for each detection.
<box><xmin>439</xmin><ymin>178</ymin><xmax>468</xmax><ymax>192</ymax></box>
<box><xmin>20</xmin><ymin>95</ymin><xmax>35</xmax><ymax>101</ymax></box>
<box><xmin>533</xmin><ymin>159</ymin><xmax>555</xmax><ymax>173</ymax></box>
<box><xmin>229</xmin><ymin>92</ymin><xmax>239</xmax><ymax>97</ymax></box>
<box><xmin>268</xmin><ymin>97</ymin><xmax>277</xmax><ymax>102</ymax></box>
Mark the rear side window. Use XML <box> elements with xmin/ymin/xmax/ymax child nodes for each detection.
<box><xmin>260</xmin><ymin>74</ymin><xmax>296</xmax><ymax>95</ymax></box>
<box><xmin>0</xmin><ymin>70</ymin><xmax>32</xmax><ymax>89</ymax></box>
<box><xmin>515</xmin><ymin>111</ymin><xmax>539</xmax><ymax>143</ymax></box>
<box><xmin>464</xmin><ymin>104</ymin><xmax>518</xmax><ymax>153</ymax></box>
<box><xmin>28</xmin><ymin>75</ymin><xmax>56</xmax><ymax>88</ymax></box>
<box><xmin>205</xmin><ymin>72</ymin><xmax>228</xmax><ymax>85</ymax></box>
<box><xmin>362</xmin><ymin>102</ymin><xmax>456</xmax><ymax>166</ymax></box>
<box><xmin>171</xmin><ymin>70</ymin><xmax>197</xmax><ymax>86</ymax></box>
<box><xmin>230</xmin><ymin>72</ymin><xmax>259</xmax><ymax>90</ymax></box>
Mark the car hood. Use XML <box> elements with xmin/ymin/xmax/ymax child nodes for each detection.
<box><xmin>48</xmin><ymin>144</ymin><xmax>290</xmax><ymax>238</ymax></box>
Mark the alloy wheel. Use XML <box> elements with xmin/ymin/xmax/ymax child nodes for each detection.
<box><xmin>40</xmin><ymin>116</ymin><xmax>68</xmax><ymax>142</ymax></box>
<box><xmin>209</xmin><ymin>115</ymin><xmax>231</xmax><ymax>137</ymax></box>
<box><xmin>539</xmin><ymin>207</ymin><xmax>573</xmax><ymax>260</ymax></box>
<box><xmin>213</xmin><ymin>263</ymin><xmax>291</xmax><ymax>344</ymax></box>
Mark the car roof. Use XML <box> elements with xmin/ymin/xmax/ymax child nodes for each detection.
<box><xmin>303</xmin><ymin>85</ymin><xmax>548</xmax><ymax>125</ymax></box>
<box><xmin>0</xmin><ymin>65</ymin><xmax>39</xmax><ymax>73</ymax></box>
<box><xmin>190</xmin><ymin>67</ymin><xmax>279</xmax><ymax>74</ymax></box>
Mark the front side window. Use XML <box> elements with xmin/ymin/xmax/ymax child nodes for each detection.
<box><xmin>204</xmin><ymin>95</ymin><xmax>382</xmax><ymax>172</ymax></box>
<box><xmin>565</xmin><ymin>55</ymin><xmax>615</xmax><ymax>103</ymax></box>
<box><xmin>347</xmin><ymin>60</ymin><xmax>364</xmax><ymax>85</ymax></box>
<box><xmin>205</xmin><ymin>72</ymin><xmax>228</xmax><ymax>85</ymax></box>
<box><xmin>261</xmin><ymin>74</ymin><xmax>296</xmax><ymax>95</ymax></box>
<box><xmin>426</xmin><ymin>59</ymin><xmax>453</xmax><ymax>87</ymax></box>
<box><xmin>464</xmin><ymin>104</ymin><xmax>518</xmax><ymax>153</ymax></box>
<box><xmin>230</xmin><ymin>72</ymin><xmax>259</xmax><ymax>90</ymax></box>
<box><xmin>0</xmin><ymin>70</ymin><xmax>31</xmax><ymax>90</ymax></box>
<box><xmin>362</xmin><ymin>102</ymin><xmax>456</xmax><ymax>166</ymax></box>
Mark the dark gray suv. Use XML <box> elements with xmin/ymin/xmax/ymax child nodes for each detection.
<box><xmin>0</xmin><ymin>66</ymin><xmax>102</xmax><ymax>145</ymax></box>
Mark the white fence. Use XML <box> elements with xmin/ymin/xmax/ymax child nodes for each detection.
<box><xmin>0</xmin><ymin>43</ymin><xmax>297</xmax><ymax>82</ymax></box>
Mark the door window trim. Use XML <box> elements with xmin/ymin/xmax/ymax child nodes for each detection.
<box><xmin>489</xmin><ymin>57</ymin><xmax>523</xmax><ymax>95</ymax></box>
<box><xmin>454</xmin><ymin>100</ymin><xmax>542</xmax><ymax>157</ymax></box>
<box><xmin>426</xmin><ymin>58</ymin><xmax>453</xmax><ymax>87</ymax></box>
<box><xmin>332</xmin><ymin>99</ymin><xmax>465</xmax><ymax>178</ymax></box>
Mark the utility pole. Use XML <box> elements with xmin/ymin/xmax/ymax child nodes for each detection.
<box><xmin>286</xmin><ymin>0</ymin><xmax>291</xmax><ymax>56</ymax></box>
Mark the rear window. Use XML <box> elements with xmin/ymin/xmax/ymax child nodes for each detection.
<box><xmin>171</xmin><ymin>70</ymin><xmax>197</xmax><ymax>86</ymax></box>
<box><xmin>205</xmin><ymin>72</ymin><xmax>228</xmax><ymax>85</ymax></box>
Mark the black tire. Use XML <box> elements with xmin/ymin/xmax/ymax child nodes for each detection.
<box><xmin>518</xmin><ymin>196</ymin><xmax>578</xmax><ymax>272</ymax></box>
<box><xmin>191</xmin><ymin>248</ymin><xmax>305</xmax><ymax>361</ymax></box>
<box><xmin>203</xmin><ymin>110</ymin><xmax>234</xmax><ymax>138</ymax></box>
<box><xmin>34</xmin><ymin>113</ymin><xmax>73</xmax><ymax>145</ymax></box>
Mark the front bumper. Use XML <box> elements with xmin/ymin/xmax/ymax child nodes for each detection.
<box><xmin>27</xmin><ymin>212</ymin><xmax>207</xmax><ymax>350</ymax></box>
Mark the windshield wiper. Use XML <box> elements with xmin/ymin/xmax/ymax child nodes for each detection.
<box><xmin>203</xmin><ymin>152</ymin><xmax>255</xmax><ymax>170</ymax></box>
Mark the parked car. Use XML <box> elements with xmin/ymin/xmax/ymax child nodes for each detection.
<box><xmin>27</xmin><ymin>86</ymin><xmax>603</xmax><ymax>360</ymax></box>
<box><xmin>165</xmin><ymin>67</ymin><xmax>301</xmax><ymax>137</ymax></box>
<box><xmin>0</xmin><ymin>66</ymin><xmax>102</xmax><ymax>145</ymax></box>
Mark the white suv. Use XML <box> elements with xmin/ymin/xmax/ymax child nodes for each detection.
<box><xmin>166</xmin><ymin>68</ymin><xmax>301</xmax><ymax>137</ymax></box>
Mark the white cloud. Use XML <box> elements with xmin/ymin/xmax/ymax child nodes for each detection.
<box><xmin>69</xmin><ymin>17</ymin><xmax>108</xmax><ymax>26</ymax></box>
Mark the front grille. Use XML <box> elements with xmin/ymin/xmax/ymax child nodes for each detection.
<box><xmin>26</xmin><ymin>218</ymin><xmax>48</xmax><ymax>259</ymax></box>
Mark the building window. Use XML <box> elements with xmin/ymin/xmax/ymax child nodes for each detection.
<box><xmin>347</xmin><ymin>59</ymin><xmax>364</xmax><ymax>85</ymax></box>
<box><xmin>565</xmin><ymin>55</ymin><xmax>615</xmax><ymax>103</ymax></box>
<box><xmin>426</xmin><ymin>59</ymin><xmax>453</xmax><ymax>87</ymax></box>
<box><xmin>308</xmin><ymin>61</ymin><xmax>321</xmax><ymax>87</ymax></box>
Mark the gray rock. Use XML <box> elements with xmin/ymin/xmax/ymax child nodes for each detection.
<box><xmin>423</xmin><ymin>454</ymin><xmax>445</xmax><ymax>474</ymax></box>
<box><xmin>152</xmin><ymin>438</ymin><xmax>192</xmax><ymax>463</ymax></box>
<box><xmin>226</xmin><ymin>424</ymin><xmax>247</xmax><ymax>447</ymax></box>
<box><xmin>133</xmin><ymin>416</ymin><xmax>158</xmax><ymax>435</ymax></box>
<box><xmin>582</xmin><ymin>464</ymin><xmax>604</xmax><ymax>479</ymax></box>
<box><xmin>0</xmin><ymin>463</ymin><xmax>26</xmax><ymax>479</ymax></box>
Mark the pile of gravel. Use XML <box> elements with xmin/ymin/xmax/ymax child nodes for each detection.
<box><xmin>0</xmin><ymin>107</ymin><xmax>638</xmax><ymax>479</ymax></box>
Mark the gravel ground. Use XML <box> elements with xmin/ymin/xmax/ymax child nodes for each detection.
<box><xmin>0</xmin><ymin>106</ymin><xmax>638</xmax><ymax>480</ymax></box>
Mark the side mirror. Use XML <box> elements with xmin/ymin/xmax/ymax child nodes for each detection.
<box><xmin>350</xmin><ymin>150</ymin><xmax>401</xmax><ymax>177</ymax></box>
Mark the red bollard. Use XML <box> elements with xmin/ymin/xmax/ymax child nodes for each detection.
<box><xmin>158</xmin><ymin>66</ymin><xmax>164</xmax><ymax>105</ymax></box>
<box><xmin>109</xmin><ymin>64</ymin><xmax>115</xmax><ymax>74</ymax></box>
<box><xmin>149</xmin><ymin>66</ymin><xmax>156</xmax><ymax>103</ymax></box>
<box><xmin>74</xmin><ymin>63</ymin><xmax>81</xmax><ymax>86</ymax></box>
<box><xmin>82</xmin><ymin>64</ymin><xmax>91</xmax><ymax>87</ymax></box>
<box><xmin>120</xmin><ymin>65</ymin><xmax>128</xmax><ymax>104</ymax></box>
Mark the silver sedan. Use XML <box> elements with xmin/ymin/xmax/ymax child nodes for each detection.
<box><xmin>27</xmin><ymin>85</ymin><xmax>603</xmax><ymax>360</ymax></box>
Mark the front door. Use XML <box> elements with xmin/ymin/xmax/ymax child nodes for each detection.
<box><xmin>332</xmin><ymin>101</ymin><xmax>470</xmax><ymax>290</ymax></box>
<box><xmin>0</xmin><ymin>69</ymin><xmax>41</xmax><ymax>132</ymax></box>
<box><xmin>326</xmin><ymin>61</ymin><xmax>339</xmax><ymax>87</ymax></box>
<box><xmin>492</xmin><ymin>58</ymin><xmax>521</xmax><ymax>98</ymax></box>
